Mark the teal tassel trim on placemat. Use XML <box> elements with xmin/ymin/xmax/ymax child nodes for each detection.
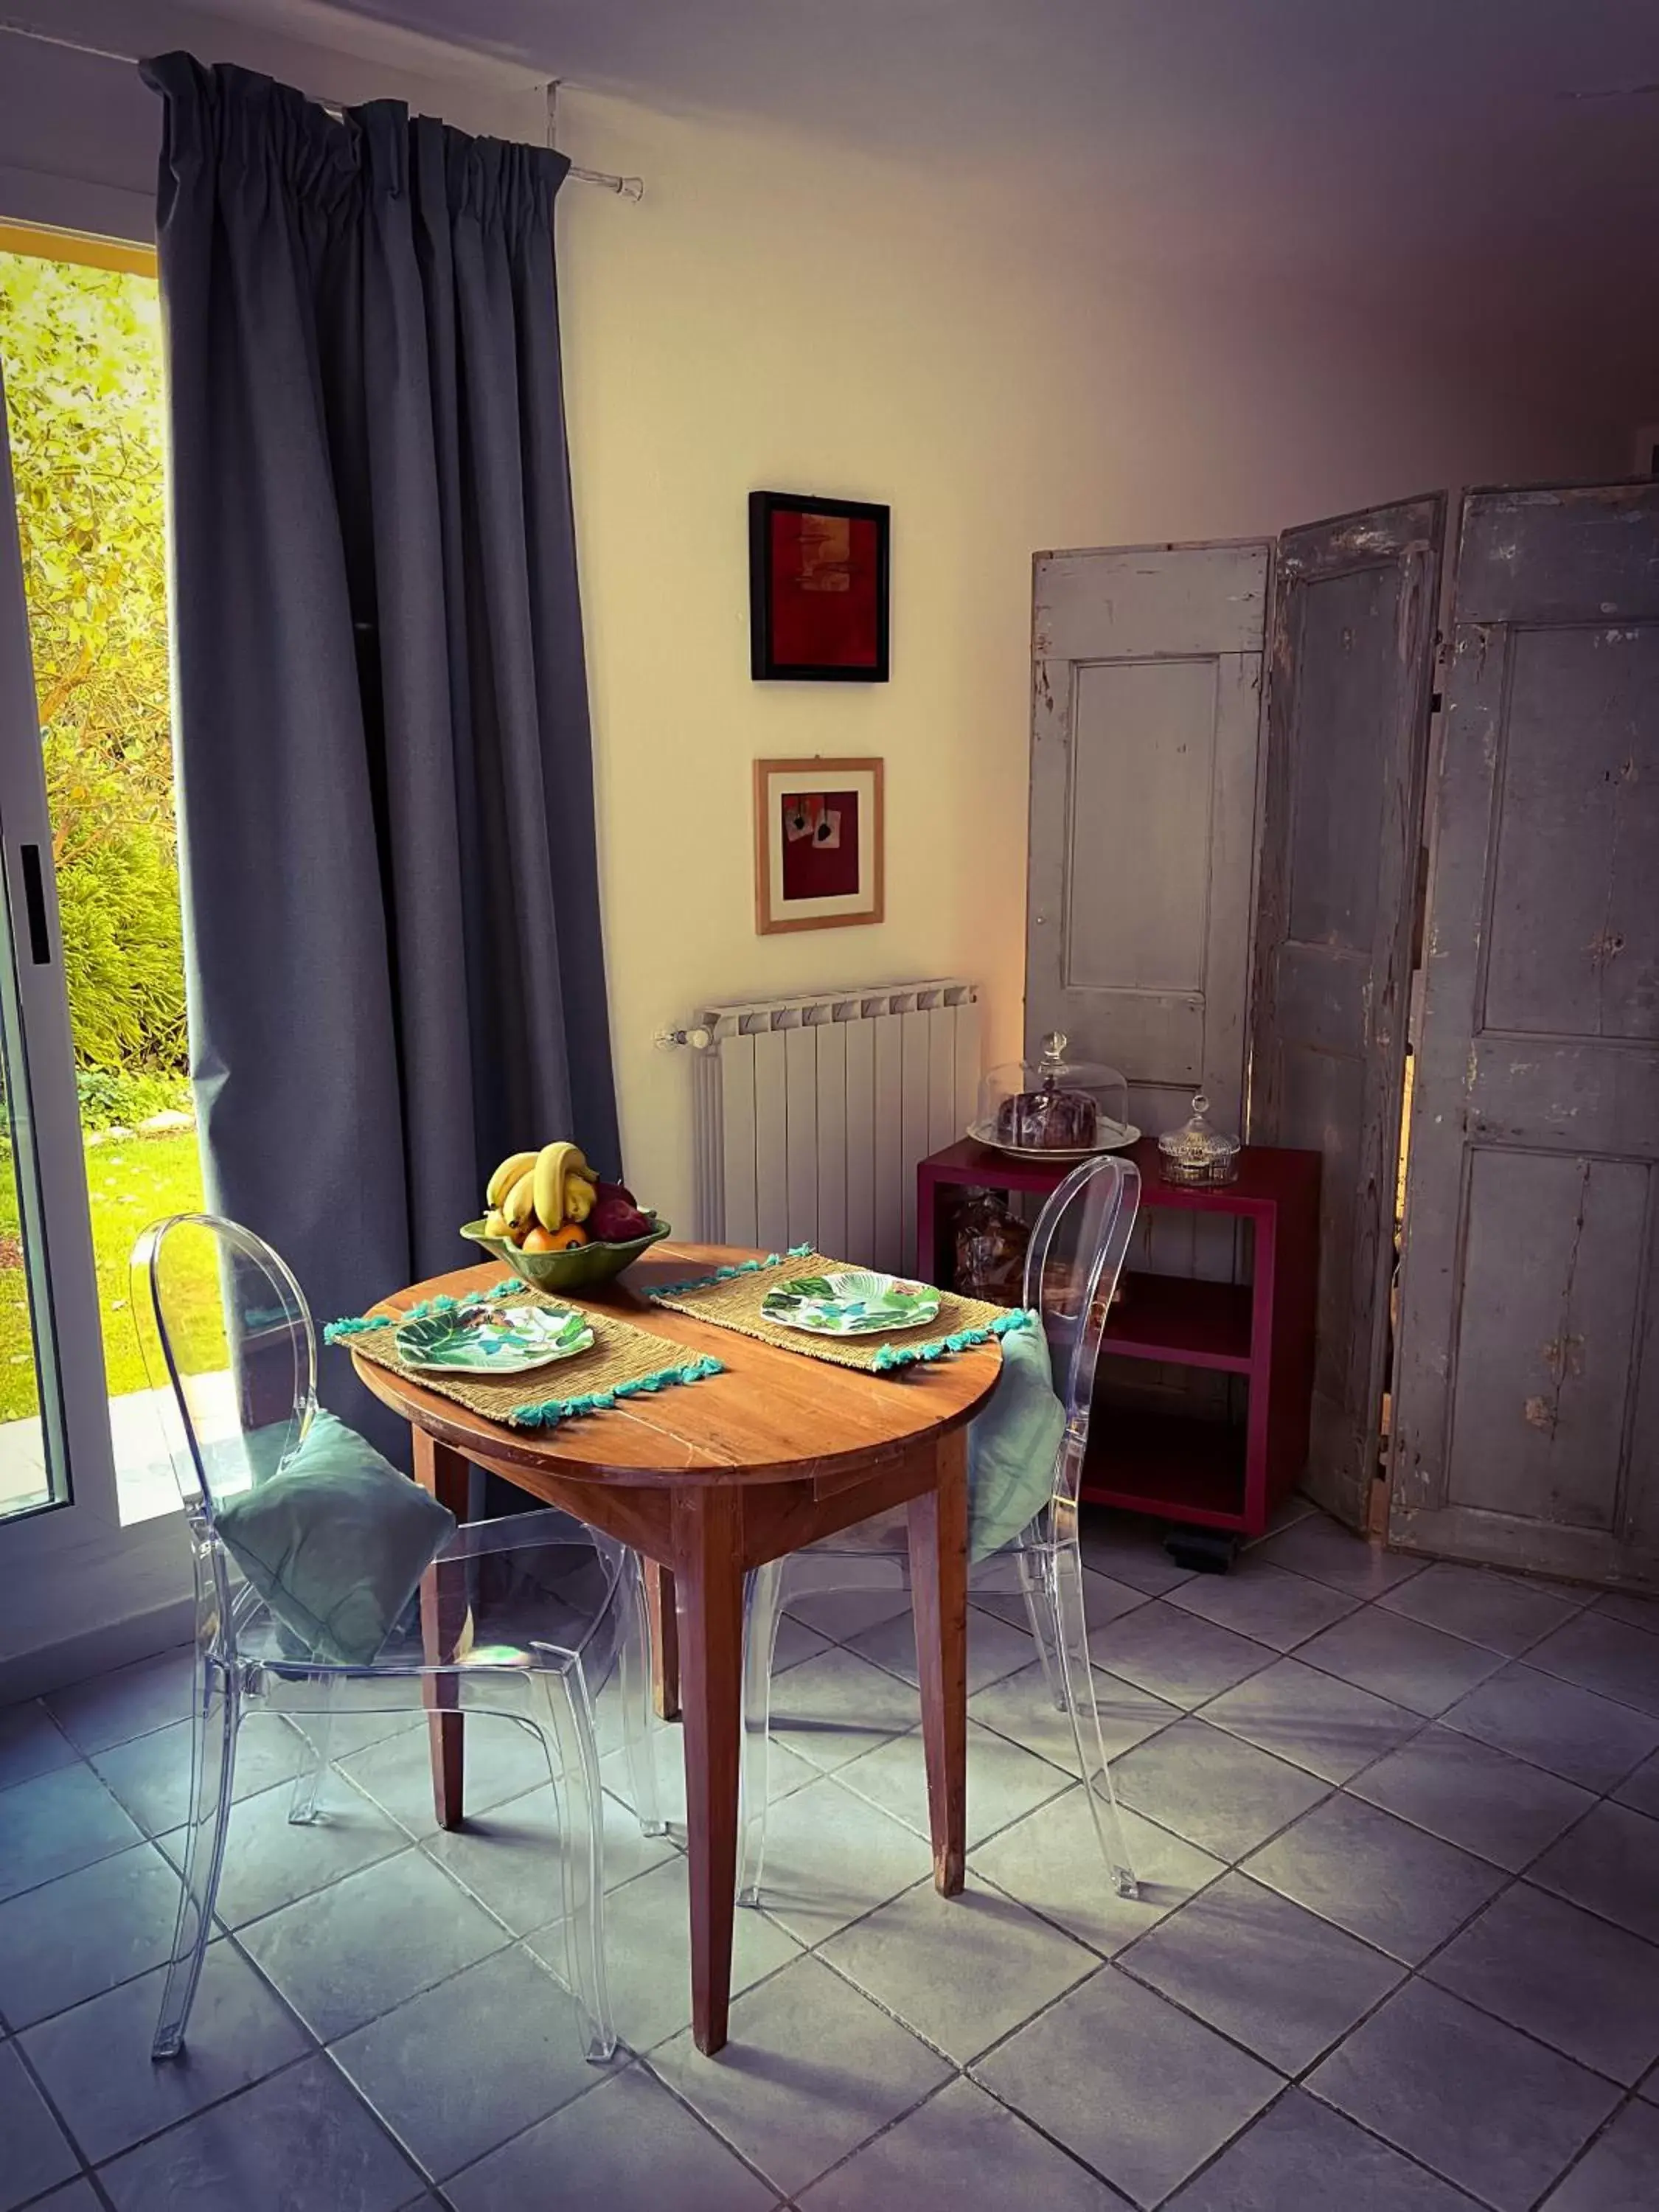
<box><xmin>324</xmin><ymin>1279</ymin><xmax>524</xmax><ymax>1344</ymax></box>
<box><xmin>643</xmin><ymin>1243</ymin><xmax>815</xmax><ymax>1301</ymax></box>
<box><xmin>507</xmin><ymin>1353</ymin><xmax>726</xmax><ymax>1430</ymax></box>
<box><xmin>869</xmin><ymin>1308</ymin><xmax>1034</xmax><ymax>1372</ymax></box>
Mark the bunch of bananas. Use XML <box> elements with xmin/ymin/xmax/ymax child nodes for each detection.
<box><xmin>482</xmin><ymin>1141</ymin><xmax>597</xmax><ymax>1252</ymax></box>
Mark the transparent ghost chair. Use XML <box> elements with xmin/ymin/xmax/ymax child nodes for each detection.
<box><xmin>131</xmin><ymin>1212</ymin><xmax>662</xmax><ymax>2065</ymax></box>
<box><xmin>737</xmin><ymin>1153</ymin><xmax>1142</xmax><ymax>1905</ymax></box>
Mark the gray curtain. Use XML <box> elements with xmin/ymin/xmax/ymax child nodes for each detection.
<box><xmin>143</xmin><ymin>56</ymin><xmax>617</xmax><ymax>1447</ymax></box>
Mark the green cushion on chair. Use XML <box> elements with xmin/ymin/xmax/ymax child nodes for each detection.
<box><xmin>215</xmin><ymin>1410</ymin><xmax>456</xmax><ymax>1666</ymax></box>
<box><xmin>967</xmin><ymin>1315</ymin><xmax>1065</xmax><ymax>1564</ymax></box>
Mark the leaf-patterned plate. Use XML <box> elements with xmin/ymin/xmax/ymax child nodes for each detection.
<box><xmin>394</xmin><ymin>1302</ymin><xmax>594</xmax><ymax>1375</ymax></box>
<box><xmin>760</xmin><ymin>1270</ymin><xmax>943</xmax><ymax>1338</ymax></box>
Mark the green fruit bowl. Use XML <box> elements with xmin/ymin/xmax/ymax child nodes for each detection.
<box><xmin>459</xmin><ymin>1214</ymin><xmax>672</xmax><ymax>1295</ymax></box>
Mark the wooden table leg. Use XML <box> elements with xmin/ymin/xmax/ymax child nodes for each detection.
<box><xmin>644</xmin><ymin>1560</ymin><xmax>681</xmax><ymax>1722</ymax></box>
<box><xmin>908</xmin><ymin>1425</ymin><xmax>968</xmax><ymax>1894</ymax></box>
<box><xmin>672</xmin><ymin>1486</ymin><xmax>744</xmax><ymax>2055</ymax></box>
<box><xmin>414</xmin><ymin>1430</ymin><xmax>470</xmax><ymax>1832</ymax></box>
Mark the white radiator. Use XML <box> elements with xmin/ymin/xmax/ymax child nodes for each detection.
<box><xmin>685</xmin><ymin>979</ymin><xmax>981</xmax><ymax>1274</ymax></box>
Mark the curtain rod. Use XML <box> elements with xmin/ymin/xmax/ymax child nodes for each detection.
<box><xmin>0</xmin><ymin>18</ymin><xmax>645</xmax><ymax>201</ymax></box>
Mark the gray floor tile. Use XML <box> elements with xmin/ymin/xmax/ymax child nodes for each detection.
<box><xmin>1165</xmin><ymin>1560</ymin><xmax>1360</xmax><ymax>1652</ymax></box>
<box><xmin>765</xmin><ymin>1646</ymin><xmax>923</xmax><ymax>1775</ymax></box>
<box><xmin>1252</xmin><ymin>1517</ymin><xmax>1426</xmax><ymax>1597</ymax></box>
<box><xmin>1439</xmin><ymin>1663</ymin><xmax>1659</xmax><ymax>1794</ymax></box>
<box><xmin>1202</xmin><ymin>1657</ymin><xmax>1422</xmax><ymax>1784</ymax></box>
<box><xmin>335</xmin><ymin>1712</ymin><xmax>557</xmax><ymax>1837</ymax></box>
<box><xmin>1167</xmin><ymin>2089</ymin><xmax>1481</xmax><ymax>2211</ymax></box>
<box><xmin>1112</xmin><ymin>1718</ymin><xmax>1329</xmax><ymax>1861</ymax></box>
<box><xmin>20</xmin><ymin>1938</ymin><xmax>309</xmax><ymax>2165</ymax></box>
<box><xmin>20</xmin><ymin>2185</ymin><xmax>101</xmax><ymax>2212</ymax></box>
<box><xmin>447</xmin><ymin>2061</ymin><xmax>774</xmax><ymax>2212</ymax></box>
<box><xmin>1091</xmin><ymin>1603</ymin><xmax>1275</xmax><ymax>1710</ymax></box>
<box><xmin>1425</xmin><ymin>1884</ymin><xmax>1659</xmax><ymax>2087</ymax></box>
<box><xmin>45</xmin><ymin>1648</ymin><xmax>195</xmax><ymax>1756</ymax></box>
<box><xmin>1349</xmin><ymin>1725</ymin><xmax>1596</xmax><ymax>1871</ymax></box>
<box><xmin>1377</xmin><ymin>1560</ymin><xmax>1582</xmax><ymax>1656</ymax></box>
<box><xmin>970</xmin><ymin>1795</ymin><xmax>1224</xmax><ymax>1957</ymax></box>
<box><xmin>160</xmin><ymin>1767</ymin><xmax>408</xmax><ymax>1928</ymax></box>
<box><xmin>535</xmin><ymin>1853</ymin><xmax>800</xmax><ymax>2054</ymax></box>
<box><xmin>1308</xmin><ymin>1979</ymin><xmax>1620</xmax><ymax>2212</ymax></box>
<box><xmin>969</xmin><ymin>1660</ymin><xmax>1178</xmax><ymax>1772</ymax></box>
<box><xmin>0</xmin><ymin>1842</ymin><xmax>182</xmax><ymax>2029</ymax></box>
<box><xmin>1084</xmin><ymin>1565</ymin><xmax>1162</xmax><ymax>1625</ymax></box>
<box><xmin>600</xmin><ymin>1717</ymin><xmax>816</xmax><ymax>1832</ymax></box>
<box><xmin>773</xmin><ymin>1613</ymin><xmax>832</xmax><ymax>1672</ymax></box>
<box><xmin>420</xmin><ymin>1780</ymin><xmax>677</xmax><ymax>1934</ymax></box>
<box><xmin>237</xmin><ymin>1848</ymin><xmax>509</xmax><ymax>2042</ymax></box>
<box><xmin>1242</xmin><ymin>1794</ymin><xmax>1504</xmax><ymax>1965</ymax></box>
<box><xmin>1594</xmin><ymin>1590</ymin><xmax>1659</xmax><ymax>1637</ymax></box>
<box><xmin>847</xmin><ymin>1604</ymin><xmax>1036</xmax><ymax>1696</ymax></box>
<box><xmin>974</xmin><ymin>1964</ymin><xmax>1280</xmax><ymax>2208</ymax></box>
<box><xmin>818</xmin><ymin>1872</ymin><xmax>1097</xmax><ymax>2062</ymax></box>
<box><xmin>0</xmin><ymin>2040</ymin><xmax>78</xmax><ymax>2211</ymax></box>
<box><xmin>91</xmin><ymin>1714</ymin><xmax>307</xmax><ymax>1838</ymax></box>
<box><xmin>784</xmin><ymin>1582</ymin><xmax>912</xmax><ymax>1643</ymax></box>
<box><xmin>332</xmin><ymin>1944</ymin><xmax>597</xmax><ymax>2181</ymax></box>
<box><xmin>1613</xmin><ymin>1750</ymin><xmax>1659</xmax><ymax>1819</ymax></box>
<box><xmin>1525</xmin><ymin>1613</ymin><xmax>1659</xmax><ymax>1719</ymax></box>
<box><xmin>800</xmin><ymin>2074</ymin><xmax>1131</xmax><ymax>2210</ymax></box>
<box><xmin>97</xmin><ymin>2052</ymin><xmax>420</xmax><ymax>2212</ymax></box>
<box><xmin>1540</xmin><ymin>2100</ymin><xmax>1659</xmax><ymax>2211</ymax></box>
<box><xmin>648</xmin><ymin>1954</ymin><xmax>952</xmax><ymax>2199</ymax></box>
<box><xmin>1121</xmin><ymin>1869</ymin><xmax>1403</xmax><ymax>2075</ymax></box>
<box><xmin>832</xmin><ymin>1717</ymin><xmax>1073</xmax><ymax>1850</ymax></box>
<box><xmin>740</xmin><ymin>1773</ymin><xmax>931</xmax><ymax>1947</ymax></box>
<box><xmin>1079</xmin><ymin>1513</ymin><xmax>1198</xmax><ymax>1596</ymax></box>
<box><xmin>1297</xmin><ymin>1607</ymin><xmax>1503</xmax><ymax>1718</ymax></box>
<box><xmin>1528</xmin><ymin>1801</ymin><xmax>1659</xmax><ymax>1944</ymax></box>
<box><xmin>0</xmin><ymin>1760</ymin><xmax>142</xmax><ymax>1902</ymax></box>
<box><xmin>0</xmin><ymin>1700</ymin><xmax>79</xmax><ymax>1792</ymax></box>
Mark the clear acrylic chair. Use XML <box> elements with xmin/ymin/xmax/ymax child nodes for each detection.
<box><xmin>737</xmin><ymin>1153</ymin><xmax>1142</xmax><ymax>1905</ymax></box>
<box><xmin>131</xmin><ymin>1211</ymin><xmax>662</xmax><ymax>2065</ymax></box>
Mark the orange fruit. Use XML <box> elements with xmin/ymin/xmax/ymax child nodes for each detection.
<box><xmin>546</xmin><ymin>1223</ymin><xmax>588</xmax><ymax>1250</ymax></box>
<box><xmin>521</xmin><ymin>1225</ymin><xmax>557</xmax><ymax>1253</ymax></box>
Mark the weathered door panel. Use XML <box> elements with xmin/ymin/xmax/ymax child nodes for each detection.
<box><xmin>1028</xmin><ymin>542</ymin><xmax>1270</xmax><ymax>1147</ymax></box>
<box><xmin>1248</xmin><ymin>497</ymin><xmax>1443</xmax><ymax>1529</ymax></box>
<box><xmin>1391</xmin><ymin>482</ymin><xmax>1659</xmax><ymax>1588</ymax></box>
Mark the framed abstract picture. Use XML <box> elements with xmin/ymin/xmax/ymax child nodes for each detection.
<box><xmin>754</xmin><ymin>758</ymin><xmax>885</xmax><ymax>935</ymax></box>
<box><xmin>748</xmin><ymin>491</ymin><xmax>891</xmax><ymax>681</ymax></box>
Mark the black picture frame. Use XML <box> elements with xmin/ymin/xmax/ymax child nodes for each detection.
<box><xmin>748</xmin><ymin>490</ymin><xmax>891</xmax><ymax>682</ymax></box>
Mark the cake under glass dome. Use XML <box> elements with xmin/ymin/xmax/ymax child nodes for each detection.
<box><xmin>970</xmin><ymin>1032</ymin><xmax>1138</xmax><ymax>1158</ymax></box>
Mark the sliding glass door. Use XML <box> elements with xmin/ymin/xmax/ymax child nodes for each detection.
<box><xmin>0</xmin><ymin>356</ymin><xmax>119</xmax><ymax>1547</ymax></box>
<box><xmin>0</xmin><ymin>228</ymin><xmax>204</xmax><ymax>1663</ymax></box>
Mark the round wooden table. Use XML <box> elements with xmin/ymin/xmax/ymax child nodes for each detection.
<box><xmin>352</xmin><ymin>1241</ymin><xmax>1002</xmax><ymax>2054</ymax></box>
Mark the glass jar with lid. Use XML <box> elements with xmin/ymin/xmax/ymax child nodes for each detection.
<box><xmin>1157</xmin><ymin>1092</ymin><xmax>1241</xmax><ymax>1187</ymax></box>
<box><xmin>970</xmin><ymin>1032</ymin><xmax>1137</xmax><ymax>1158</ymax></box>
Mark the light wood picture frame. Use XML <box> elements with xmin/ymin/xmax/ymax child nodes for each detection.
<box><xmin>754</xmin><ymin>757</ymin><xmax>885</xmax><ymax>935</ymax></box>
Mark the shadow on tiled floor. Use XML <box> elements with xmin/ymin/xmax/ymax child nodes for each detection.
<box><xmin>3</xmin><ymin>1500</ymin><xmax>1658</xmax><ymax>2210</ymax></box>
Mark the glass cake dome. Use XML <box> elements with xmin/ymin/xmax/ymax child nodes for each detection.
<box><xmin>970</xmin><ymin>1032</ymin><xmax>1137</xmax><ymax>1158</ymax></box>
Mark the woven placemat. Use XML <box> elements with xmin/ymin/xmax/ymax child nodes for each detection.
<box><xmin>644</xmin><ymin>1249</ymin><xmax>1029</xmax><ymax>1374</ymax></box>
<box><xmin>328</xmin><ymin>1284</ymin><xmax>723</xmax><ymax>1430</ymax></box>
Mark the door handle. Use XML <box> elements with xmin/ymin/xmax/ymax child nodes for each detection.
<box><xmin>19</xmin><ymin>844</ymin><xmax>51</xmax><ymax>965</ymax></box>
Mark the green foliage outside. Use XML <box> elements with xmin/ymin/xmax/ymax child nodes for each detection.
<box><xmin>0</xmin><ymin>250</ymin><xmax>209</xmax><ymax>1432</ymax></box>
<box><xmin>0</xmin><ymin>251</ymin><xmax>187</xmax><ymax>1084</ymax></box>
<box><xmin>0</xmin><ymin>1130</ymin><xmax>207</xmax><ymax>1420</ymax></box>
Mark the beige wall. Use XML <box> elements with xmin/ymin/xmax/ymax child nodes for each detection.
<box><xmin>554</xmin><ymin>87</ymin><xmax>1631</xmax><ymax>1228</ymax></box>
<box><xmin>0</xmin><ymin>16</ymin><xmax>1641</xmax><ymax>1239</ymax></box>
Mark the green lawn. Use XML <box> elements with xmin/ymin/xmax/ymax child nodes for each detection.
<box><xmin>0</xmin><ymin>1128</ymin><xmax>209</xmax><ymax>1421</ymax></box>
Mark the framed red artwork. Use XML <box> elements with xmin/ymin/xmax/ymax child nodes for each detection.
<box><xmin>754</xmin><ymin>758</ymin><xmax>885</xmax><ymax>934</ymax></box>
<box><xmin>748</xmin><ymin>492</ymin><xmax>891</xmax><ymax>681</ymax></box>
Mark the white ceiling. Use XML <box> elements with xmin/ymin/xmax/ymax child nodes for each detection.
<box><xmin>188</xmin><ymin>0</ymin><xmax>1659</xmax><ymax>293</ymax></box>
